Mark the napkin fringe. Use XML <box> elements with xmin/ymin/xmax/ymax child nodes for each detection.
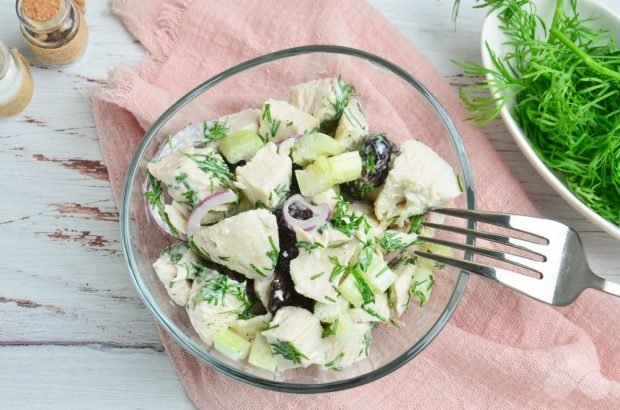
<box><xmin>95</xmin><ymin>65</ymin><xmax>137</xmax><ymax>108</ymax></box>
<box><xmin>112</xmin><ymin>0</ymin><xmax>191</xmax><ymax>65</ymax></box>
<box><xmin>157</xmin><ymin>0</ymin><xmax>191</xmax><ymax>58</ymax></box>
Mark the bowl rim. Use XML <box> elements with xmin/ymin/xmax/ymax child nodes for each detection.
<box><xmin>480</xmin><ymin>0</ymin><xmax>620</xmax><ymax>240</ymax></box>
<box><xmin>120</xmin><ymin>45</ymin><xmax>475</xmax><ymax>393</ymax></box>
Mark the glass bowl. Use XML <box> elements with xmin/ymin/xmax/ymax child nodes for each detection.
<box><xmin>120</xmin><ymin>45</ymin><xmax>475</xmax><ymax>393</ymax></box>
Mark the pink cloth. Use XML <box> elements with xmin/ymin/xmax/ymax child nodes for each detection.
<box><xmin>91</xmin><ymin>0</ymin><xmax>620</xmax><ymax>408</ymax></box>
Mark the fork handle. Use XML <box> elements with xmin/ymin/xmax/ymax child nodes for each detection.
<box><xmin>591</xmin><ymin>275</ymin><xmax>620</xmax><ymax>299</ymax></box>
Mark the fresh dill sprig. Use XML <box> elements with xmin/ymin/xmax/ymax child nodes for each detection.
<box><xmin>320</xmin><ymin>76</ymin><xmax>357</xmax><ymax>133</ymax></box>
<box><xmin>192</xmin><ymin>274</ymin><xmax>234</xmax><ymax>307</ymax></box>
<box><xmin>322</xmin><ymin>319</ymin><xmax>339</xmax><ymax>338</ymax></box>
<box><xmin>454</xmin><ymin>0</ymin><xmax>620</xmax><ymax>225</ymax></box>
<box><xmin>378</xmin><ymin>231</ymin><xmax>423</xmax><ymax>252</ymax></box>
<box><xmin>185</xmin><ymin>152</ymin><xmax>234</xmax><ymax>188</ymax></box>
<box><xmin>329</xmin><ymin>256</ymin><xmax>347</xmax><ymax>282</ymax></box>
<box><xmin>411</xmin><ymin>274</ymin><xmax>435</xmax><ymax>306</ymax></box>
<box><xmin>330</xmin><ymin>196</ymin><xmax>371</xmax><ymax>237</ymax></box>
<box><xmin>203</xmin><ymin>119</ymin><xmax>229</xmax><ymax>142</ymax></box>
<box><xmin>295</xmin><ymin>241</ymin><xmax>325</xmax><ymax>253</ymax></box>
<box><xmin>270</xmin><ymin>341</ymin><xmax>308</xmax><ymax>364</ymax></box>
<box><xmin>324</xmin><ymin>352</ymin><xmax>344</xmax><ymax>370</ymax></box>
<box><xmin>144</xmin><ymin>172</ymin><xmax>179</xmax><ymax>237</ymax></box>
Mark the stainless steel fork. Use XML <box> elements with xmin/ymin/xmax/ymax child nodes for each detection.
<box><xmin>415</xmin><ymin>208</ymin><xmax>620</xmax><ymax>306</ymax></box>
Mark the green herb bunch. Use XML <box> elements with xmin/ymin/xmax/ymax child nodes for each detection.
<box><xmin>455</xmin><ymin>0</ymin><xmax>620</xmax><ymax>225</ymax></box>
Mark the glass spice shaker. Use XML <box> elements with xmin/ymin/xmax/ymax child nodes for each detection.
<box><xmin>16</xmin><ymin>0</ymin><xmax>89</xmax><ymax>65</ymax></box>
<box><xmin>0</xmin><ymin>41</ymin><xmax>34</xmax><ymax>117</ymax></box>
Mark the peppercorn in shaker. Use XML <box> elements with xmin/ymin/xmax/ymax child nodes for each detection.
<box><xmin>16</xmin><ymin>0</ymin><xmax>89</xmax><ymax>65</ymax></box>
<box><xmin>0</xmin><ymin>41</ymin><xmax>34</xmax><ymax>117</ymax></box>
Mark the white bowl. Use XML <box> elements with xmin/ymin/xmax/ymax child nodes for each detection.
<box><xmin>481</xmin><ymin>0</ymin><xmax>620</xmax><ymax>240</ymax></box>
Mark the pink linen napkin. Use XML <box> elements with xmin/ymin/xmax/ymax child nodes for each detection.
<box><xmin>91</xmin><ymin>0</ymin><xmax>620</xmax><ymax>408</ymax></box>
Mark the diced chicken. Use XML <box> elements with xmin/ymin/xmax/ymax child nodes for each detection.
<box><xmin>217</xmin><ymin>108</ymin><xmax>261</xmax><ymax>134</ymax></box>
<box><xmin>349</xmin><ymin>292</ymin><xmax>391</xmax><ymax>323</ymax></box>
<box><xmin>324</xmin><ymin>313</ymin><xmax>372</xmax><ymax>368</ymax></box>
<box><xmin>288</xmin><ymin>78</ymin><xmax>339</xmax><ymax>122</ymax></box>
<box><xmin>231</xmin><ymin>313</ymin><xmax>272</xmax><ymax>339</ymax></box>
<box><xmin>147</xmin><ymin>147</ymin><xmax>233</xmax><ymax>206</ymax></box>
<box><xmin>289</xmin><ymin>241</ymin><xmax>358</xmax><ymax>303</ymax></box>
<box><xmin>163</xmin><ymin>200</ymin><xmax>190</xmax><ymax>236</ymax></box>
<box><xmin>192</xmin><ymin>209</ymin><xmax>279</xmax><ymax>280</ymax></box>
<box><xmin>186</xmin><ymin>272</ymin><xmax>249</xmax><ymax>346</ymax></box>
<box><xmin>258</xmin><ymin>100</ymin><xmax>319</xmax><ymax>143</ymax></box>
<box><xmin>294</xmin><ymin>225</ymin><xmax>351</xmax><ymax>249</ymax></box>
<box><xmin>277</xmin><ymin>136</ymin><xmax>297</xmax><ymax>157</ymax></box>
<box><xmin>262</xmin><ymin>307</ymin><xmax>331</xmax><ymax>369</ymax></box>
<box><xmin>310</xmin><ymin>188</ymin><xmax>339</xmax><ymax>211</ymax></box>
<box><xmin>166</xmin><ymin>123</ymin><xmax>204</xmax><ymax>152</ymax></box>
<box><xmin>350</xmin><ymin>201</ymin><xmax>384</xmax><ymax>240</ymax></box>
<box><xmin>410</xmin><ymin>265</ymin><xmax>435</xmax><ymax>306</ymax></box>
<box><xmin>253</xmin><ymin>277</ymin><xmax>272</xmax><ymax>310</ymax></box>
<box><xmin>374</xmin><ymin>140</ymin><xmax>461</xmax><ymax>226</ymax></box>
<box><xmin>152</xmin><ymin>244</ymin><xmax>200</xmax><ymax>306</ymax></box>
<box><xmin>235</xmin><ymin>143</ymin><xmax>292</xmax><ymax>209</ymax></box>
<box><xmin>335</xmin><ymin>98</ymin><xmax>368</xmax><ymax>149</ymax></box>
<box><xmin>390</xmin><ymin>264</ymin><xmax>416</xmax><ymax>317</ymax></box>
<box><xmin>314</xmin><ymin>296</ymin><xmax>349</xmax><ymax>323</ymax></box>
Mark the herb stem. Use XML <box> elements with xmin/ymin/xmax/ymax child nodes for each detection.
<box><xmin>548</xmin><ymin>0</ymin><xmax>565</xmax><ymax>41</ymax></box>
<box><xmin>550</xmin><ymin>27</ymin><xmax>620</xmax><ymax>82</ymax></box>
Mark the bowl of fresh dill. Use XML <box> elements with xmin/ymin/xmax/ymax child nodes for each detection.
<box><xmin>458</xmin><ymin>0</ymin><xmax>620</xmax><ymax>239</ymax></box>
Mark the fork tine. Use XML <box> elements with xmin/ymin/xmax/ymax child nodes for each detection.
<box><xmin>415</xmin><ymin>251</ymin><xmax>545</xmax><ymax>300</ymax></box>
<box><xmin>422</xmin><ymin>222</ymin><xmax>548</xmax><ymax>258</ymax></box>
<box><xmin>430</xmin><ymin>208</ymin><xmax>566</xmax><ymax>243</ymax></box>
<box><xmin>418</xmin><ymin>235</ymin><xmax>544</xmax><ymax>276</ymax></box>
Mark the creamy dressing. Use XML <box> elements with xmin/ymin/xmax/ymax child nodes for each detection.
<box><xmin>147</xmin><ymin>77</ymin><xmax>461</xmax><ymax>374</ymax></box>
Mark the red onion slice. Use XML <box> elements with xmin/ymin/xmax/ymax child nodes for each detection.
<box><xmin>186</xmin><ymin>189</ymin><xmax>238</xmax><ymax>236</ymax></box>
<box><xmin>384</xmin><ymin>251</ymin><xmax>400</xmax><ymax>266</ymax></box>
<box><xmin>143</xmin><ymin>175</ymin><xmax>187</xmax><ymax>241</ymax></box>
<box><xmin>282</xmin><ymin>194</ymin><xmax>331</xmax><ymax>232</ymax></box>
<box><xmin>275</xmin><ymin>134</ymin><xmax>302</xmax><ymax>146</ymax></box>
<box><xmin>154</xmin><ymin>122</ymin><xmax>205</xmax><ymax>161</ymax></box>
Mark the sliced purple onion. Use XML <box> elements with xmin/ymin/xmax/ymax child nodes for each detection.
<box><xmin>282</xmin><ymin>194</ymin><xmax>331</xmax><ymax>232</ymax></box>
<box><xmin>154</xmin><ymin>122</ymin><xmax>205</xmax><ymax>161</ymax></box>
<box><xmin>186</xmin><ymin>189</ymin><xmax>237</xmax><ymax>236</ymax></box>
<box><xmin>143</xmin><ymin>175</ymin><xmax>187</xmax><ymax>241</ymax></box>
<box><xmin>384</xmin><ymin>251</ymin><xmax>400</xmax><ymax>266</ymax></box>
<box><xmin>275</xmin><ymin>134</ymin><xmax>302</xmax><ymax>146</ymax></box>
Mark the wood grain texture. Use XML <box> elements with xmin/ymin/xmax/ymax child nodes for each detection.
<box><xmin>0</xmin><ymin>346</ymin><xmax>193</xmax><ymax>409</ymax></box>
<box><xmin>0</xmin><ymin>0</ymin><xmax>618</xmax><ymax>407</ymax></box>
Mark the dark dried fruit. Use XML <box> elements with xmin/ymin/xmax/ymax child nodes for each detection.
<box><xmin>268</xmin><ymin>207</ymin><xmax>314</xmax><ymax>314</ymax></box>
<box><xmin>288</xmin><ymin>164</ymin><xmax>302</xmax><ymax>197</ymax></box>
<box><xmin>274</xmin><ymin>207</ymin><xmax>299</xmax><ymax>272</ymax></box>
<box><xmin>268</xmin><ymin>270</ymin><xmax>314</xmax><ymax>314</ymax></box>
<box><xmin>343</xmin><ymin>133</ymin><xmax>398</xmax><ymax>199</ymax></box>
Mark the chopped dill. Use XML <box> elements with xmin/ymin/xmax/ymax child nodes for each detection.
<box><xmin>295</xmin><ymin>241</ymin><xmax>325</xmax><ymax>253</ymax></box>
<box><xmin>203</xmin><ymin>119</ymin><xmax>229</xmax><ymax>142</ymax></box>
<box><xmin>322</xmin><ymin>319</ymin><xmax>339</xmax><ymax>338</ymax></box>
<box><xmin>270</xmin><ymin>341</ymin><xmax>308</xmax><ymax>364</ymax></box>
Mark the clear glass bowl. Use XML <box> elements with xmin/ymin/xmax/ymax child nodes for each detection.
<box><xmin>120</xmin><ymin>45</ymin><xmax>475</xmax><ymax>393</ymax></box>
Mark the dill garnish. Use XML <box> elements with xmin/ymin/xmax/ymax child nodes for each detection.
<box><xmin>203</xmin><ymin>119</ymin><xmax>229</xmax><ymax>142</ymax></box>
<box><xmin>270</xmin><ymin>341</ymin><xmax>308</xmax><ymax>364</ymax></box>
<box><xmin>185</xmin><ymin>152</ymin><xmax>234</xmax><ymax>188</ymax></box>
<box><xmin>320</xmin><ymin>76</ymin><xmax>357</xmax><ymax>133</ymax></box>
<box><xmin>454</xmin><ymin>0</ymin><xmax>620</xmax><ymax>225</ymax></box>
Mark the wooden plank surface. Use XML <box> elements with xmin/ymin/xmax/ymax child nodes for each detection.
<box><xmin>1</xmin><ymin>0</ymin><xmax>618</xmax><ymax>408</ymax></box>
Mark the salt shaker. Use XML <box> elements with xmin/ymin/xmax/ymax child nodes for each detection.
<box><xmin>16</xmin><ymin>0</ymin><xmax>89</xmax><ymax>65</ymax></box>
<box><xmin>0</xmin><ymin>42</ymin><xmax>34</xmax><ymax>117</ymax></box>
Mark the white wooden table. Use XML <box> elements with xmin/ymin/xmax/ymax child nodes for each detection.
<box><xmin>1</xmin><ymin>1</ymin><xmax>618</xmax><ymax>408</ymax></box>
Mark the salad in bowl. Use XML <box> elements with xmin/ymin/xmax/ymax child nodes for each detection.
<box><xmin>143</xmin><ymin>76</ymin><xmax>463</xmax><ymax>373</ymax></box>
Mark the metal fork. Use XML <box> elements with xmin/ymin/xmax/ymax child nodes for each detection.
<box><xmin>415</xmin><ymin>208</ymin><xmax>620</xmax><ymax>306</ymax></box>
